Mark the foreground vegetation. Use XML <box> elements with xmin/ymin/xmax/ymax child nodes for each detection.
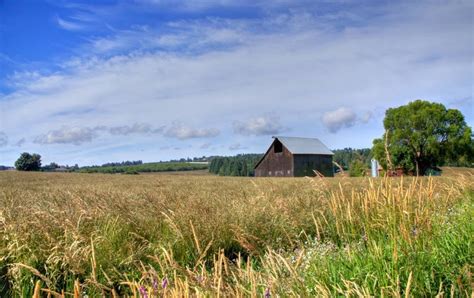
<box><xmin>0</xmin><ymin>170</ymin><xmax>473</xmax><ymax>296</ymax></box>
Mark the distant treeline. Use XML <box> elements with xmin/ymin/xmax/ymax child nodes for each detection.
<box><xmin>100</xmin><ymin>160</ymin><xmax>143</xmax><ymax>167</ymax></box>
<box><xmin>332</xmin><ymin>148</ymin><xmax>372</xmax><ymax>170</ymax></box>
<box><xmin>168</xmin><ymin>156</ymin><xmax>213</xmax><ymax>163</ymax></box>
<box><xmin>77</xmin><ymin>162</ymin><xmax>208</xmax><ymax>174</ymax></box>
<box><xmin>209</xmin><ymin>154</ymin><xmax>263</xmax><ymax>176</ymax></box>
<box><xmin>78</xmin><ymin>158</ymin><xmax>211</xmax><ymax>169</ymax></box>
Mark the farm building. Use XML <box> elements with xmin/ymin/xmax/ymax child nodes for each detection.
<box><xmin>254</xmin><ymin>136</ymin><xmax>334</xmax><ymax>177</ymax></box>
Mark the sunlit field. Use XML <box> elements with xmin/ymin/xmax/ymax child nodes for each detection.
<box><xmin>1</xmin><ymin>169</ymin><xmax>473</xmax><ymax>297</ymax></box>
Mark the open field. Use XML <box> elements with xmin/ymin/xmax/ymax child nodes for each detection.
<box><xmin>0</xmin><ymin>170</ymin><xmax>473</xmax><ymax>297</ymax></box>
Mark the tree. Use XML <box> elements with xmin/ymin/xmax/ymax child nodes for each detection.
<box><xmin>372</xmin><ymin>100</ymin><xmax>472</xmax><ymax>176</ymax></box>
<box><xmin>349</xmin><ymin>159</ymin><xmax>367</xmax><ymax>177</ymax></box>
<box><xmin>15</xmin><ymin>152</ymin><xmax>42</xmax><ymax>171</ymax></box>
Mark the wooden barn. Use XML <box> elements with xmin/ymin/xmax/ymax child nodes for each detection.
<box><xmin>254</xmin><ymin>136</ymin><xmax>334</xmax><ymax>177</ymax></box>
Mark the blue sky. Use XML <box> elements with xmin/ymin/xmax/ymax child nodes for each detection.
<box><xmin>0</xmin><ymin>0</ymin><xmax>472</xmax><ymax>166</ymax></box>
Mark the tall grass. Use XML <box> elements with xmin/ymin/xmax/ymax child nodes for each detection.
<box><xmin>0</xmin><ymin>171</ymin><xmax>472</xmax><ymax>296</ymax></box>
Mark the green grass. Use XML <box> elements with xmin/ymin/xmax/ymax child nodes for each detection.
<box><xmin>0</xmin><ymin>171</ymin><xmax>472</xmax><ymax>296</ymax></box>
<box><xmin>299</xmin><ymin>193</ymin><xmax>473</xmax><ymax>296</ymax></box>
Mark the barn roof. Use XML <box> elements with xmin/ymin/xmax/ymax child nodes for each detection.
<box><xmin>273</xmin><ymin>136</ymin><xmax>334</xmax><ymax>155</ymax></box>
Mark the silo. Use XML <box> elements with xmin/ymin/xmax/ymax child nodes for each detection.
<box><xmin>371</xmin><ymin>159</ymin><xmax>379</xmax><ymax>177</ymax></box>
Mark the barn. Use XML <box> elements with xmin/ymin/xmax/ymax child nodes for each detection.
<box><xmin>254</xmin><ymin>136</ymin><xmax>334</xmax><ymax>177</ymax></box>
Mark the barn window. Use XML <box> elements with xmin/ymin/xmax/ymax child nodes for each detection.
<box><xmin>274</xmin><ymin>140</ymin><xmax>283</xmax><ymax>153</ymax></box>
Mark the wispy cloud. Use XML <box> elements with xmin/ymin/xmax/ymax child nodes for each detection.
<box><xmin>200</xmin><ymin>142</ymin><xmax>212</xmax><ymax>149</ymax></box>
<box><xmin>88</xmin><ymin>19</ymin><xmax>248</xmax><ymax>55</ymax></box>
<box><xmin>56</xmin><ymin>16</ymin><xmax>86</xmax><ymax>31</ymax></box>
<box><xmin>164</xmin><ymin>122</ymin><xmax>220</xmax><ymax>140</ymax></box>
<box><xmin>15</xmin><ymin>138</ymin><xmax>26</xmax><ymax>147</ymax></box>
<box><xmin>29</xmin><ymin>121</ymin><xmax>219</xmax><ymax>146</ymax></box>
<box><xmin>321</xmin><ymin>107</ymin><xmax>373</xmax><ymax>133</ymax></box>
<box><xmin>0</xmin><ymin>132</ymin><xmax>8</xmax><ymax>147</ymax></box>
<box><xmin>229</xmin><ymin>143</ymin><xmax>246</xmax><ymax>150</ymax></box>
<box><xmin>109</xmin><ymin>123</ymin><xmax>164</xmax><ymax>135</ymax></box>
<box><xmin>34</xmin><ymin>126</ymin><xmax>98</xmax><ymax>145</ymax></box>
<box><xmin>233</xmin><ymin>115</ymin><xmax>285</xmax><ymax>136</ymax></box>
<box><xmin>321</xmin><ymin>107</ymin><xmax>357</xmax><ymax>133</ymax></box>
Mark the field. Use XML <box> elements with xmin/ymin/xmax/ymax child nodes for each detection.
<box><xmin>0</xmin><ymin>169</ymin><xmax>473</xmax><ymax>297</ymax></box>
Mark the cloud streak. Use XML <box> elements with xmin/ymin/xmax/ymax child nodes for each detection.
<box><xmin>0</xmin><ymin>132</ymin><xmax>8</xmax><ymax>147</ymax></box>
<box><xmin>321</xmin><ymin>107</ymin><xmax>373</xmax><ymax>133</ymax></box>
<box><xmin>34</xmin><ymin>126</ymin><xmax>98</xmax><ymax>145</ymax></box>
<box><xmin>15</xmin><ymin>138</ymin><xmax>26</xmax><ymax>147</ymax></box>
<box><xmin>229</xmin><ymin>143</ymin><xmax>246</xmax><ymax>150</ymax></box>
<box><xmin>322</xmin><ymin>107</ymin><xmax>357</xmax><ymax>133</ymax></box>
<box><xmin>108</xmin><ymin>123</ymin><xmax>164</xmax><ymax>135</ymax></box>
<box><xmin>56</xmin><ymin>16</ymin><xmax>86</xmax><ymax>31</ymax></box>
<box><xmin>233</xmin><ymin>115</ymin><xmax>285</xmax><ymax>136</ymax></box>
<box><xmin>164</xmin><ymin>122</ymin><xmax>220</xmax><ymax>140</ymax></box>
<box><xmin>30</xmin><ymin>122</ymin><xmax>219</xmax><ymax>145</ymax></box>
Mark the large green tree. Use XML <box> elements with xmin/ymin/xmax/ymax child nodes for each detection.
<box><xmin>14</xmin><ymin>152</ymin><xmax>42</xmax><ymax>171</ymax></box>
<box><xmin>372</xmin><ymin>100</ymin><xmax>472</xmax><ymax>176</ymax></box>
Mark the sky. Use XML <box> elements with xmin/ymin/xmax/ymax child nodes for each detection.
<box><xmin>0</xmin><ymin>0</ymin><xmax>472</xmax><ymax>166</ymax></box>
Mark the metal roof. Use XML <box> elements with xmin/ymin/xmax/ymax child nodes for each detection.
<box><xmin>273</xmin><ymin>136</ymin><xmax>334</xmax><ymax>155</ymax></box>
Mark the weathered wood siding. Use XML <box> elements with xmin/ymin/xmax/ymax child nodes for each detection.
<box><xmin>293</xmin><ymin>154</ymin><xmax>334</xmax><ymax>177</ymax></box>
<box><xmin>254</xmin><ymin>141</ymin><xmax>293</xmax><ymax>177</ymax></box>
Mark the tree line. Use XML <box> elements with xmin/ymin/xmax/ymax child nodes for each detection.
<box><xmin>99</xmin><ymin>160</ymin><xmax>143</xmax><ymax>167</ymax></box>
<box><xmin>78</xmin><ymin>162</ymin><xmax>208</xmax><ymax>174</ymax></box>
<box><xmin>332</xmin><ymin>148</ymin><xmax>373</xmax><ymax>177</ymax></box>
<box><xmin>208</xmin><ymin>154</ymin><xmax>263</xmax><ymax>176</ymax></box>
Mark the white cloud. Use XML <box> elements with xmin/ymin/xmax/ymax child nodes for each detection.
<box><xmin>233</xmin><ymin>115</ymin><xmax>285</xmax><ymax>136</ymax></box>
<box><xmin>322</xmin><ymin>107</ymin><xmax>357</xmax><ymax>133</ymax></box>
<box><xmin>360</xmin><ymin>111</ymin><xmax>373</xmax><ymax>124</ymax></box>
<box><xmin>0</xmin><ymin>132</ymin><xmax>8</xmax><ymax>147</ymax></box>
<box><xmin>322</xmin><ymin>107</ymin><xmax>375</xmax><ymax>133</ymax></box>
<box><xmin>56</xmin><ymin>16</ymin><xmax>86</xmax><ymax>31</ymax></box>
<box><xmin>30</xmin><ymin>123</ymin><xmax>167</xmax><ymax>145</ymax></box>
<box><xmin>88</xmin><ymin>18</ymin><xmax>248</xmax><ymax>55</ymax></box>
<box><xmin>200</xmin><ymin>142</ymin><xmax>212</xmax><ymax>149</ymax></box>
<box><xmin>164</xmin><ymin>122</ymin><xmax>220</xmax><ymax>140</ymax></box>
<box><xmin>132</xmin><ymin>0</ymin><xmax>318</xmax><ymax>13</ymax></box>
<box><xmin>34</xmin><ymin>126</ymin><xmax>98</xmax><ymax>145</ymax></box>
<box><xmin>109</xmin><ymin>123</ymin><xmax>164</xmax><ymax>135</ymax></box>
<box><xmin>229</xmin><ymin>143</ymin><xmax>246</xmax><ymax>150</ymax></box>
<box><xmin>15</xmin><ymin>138</ymin><xmax>26</xmax><ymax>147</ymax></box>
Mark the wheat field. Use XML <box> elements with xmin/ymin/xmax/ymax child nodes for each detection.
<box><xmin>0</xmin><ymin>170</ymin><xmax>473</xmax><ymax>297</ymax></box>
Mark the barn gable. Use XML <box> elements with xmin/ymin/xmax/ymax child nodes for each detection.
<box><xmin>254</xmin><ymin>138</ymin><xmax>294</xmax><ymax>177</ymax></box>
<box><xmin>254</xmin><ymin>136</ymin><xmax>334</xmax><ymax>177</ymax></box>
